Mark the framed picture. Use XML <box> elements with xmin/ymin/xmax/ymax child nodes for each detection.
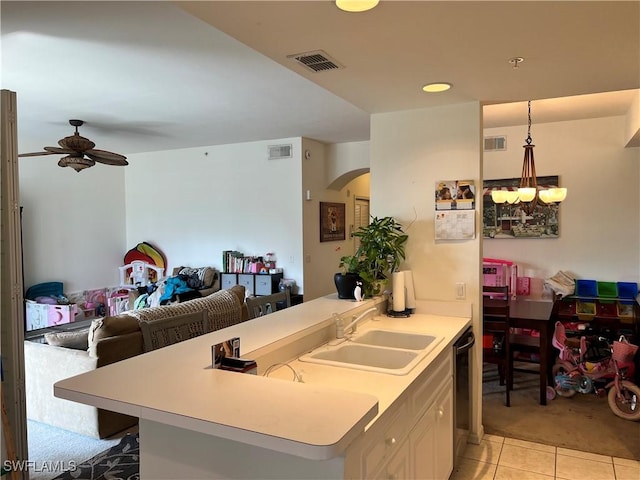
<box><xmin>319</xmin><ymin>202</ymin><xmax>346</xmax><ymax>242</ymax></box>
<box><xmin>482</xmin><ymin>175</ymin><xmax>560</xmax><ymax>239</ymax></box>
<box><xmin>435</xmin><ymin>180</ymin><xmax>476</xmax><ymax>211</ymax></box>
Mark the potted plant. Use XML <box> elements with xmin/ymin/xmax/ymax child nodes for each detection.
<box><xmin>334</xmin><ymin>254</ymin><xmax>363</xmax><ymax>299</ymax></box>
<box><xmin>334</xmin><ymin>216</ymin><xmax>409</xmax><ymax>299</ymax></box>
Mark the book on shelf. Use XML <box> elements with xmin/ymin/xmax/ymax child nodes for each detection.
<box><xmin>222</xmin><ymin>251</ymin><xmax>271</xmax><ymax>274</ymax></box>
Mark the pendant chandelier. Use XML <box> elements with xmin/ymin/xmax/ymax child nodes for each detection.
<box><xmin>490</xmin><ymin>101</ymin><xmax>567</xmax><ymax>215</ymax></box>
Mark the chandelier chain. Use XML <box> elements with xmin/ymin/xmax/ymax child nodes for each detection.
<box><xmin>525</xmin><ymin>100</ymin><xmax>533</xmax><ymax>145</ymax></box>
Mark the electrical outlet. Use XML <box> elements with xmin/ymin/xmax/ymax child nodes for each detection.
<box><xmin>456</xmin><ymin>282</ymin><xmax>466</xmax><ymax>299</ymax></box>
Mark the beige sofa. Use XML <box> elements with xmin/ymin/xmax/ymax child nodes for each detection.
<box><xmin>24</xmin><ymin>285</ymin><xmax>247</xmax><ymax>439</ymax></box>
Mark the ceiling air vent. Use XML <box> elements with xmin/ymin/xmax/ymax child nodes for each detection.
<box><xmin>484</xmin><ymin>135</ymin><xmax>507</xmax><ymax>152</ymax></box>
<box><xmin>287</xmin><ymin>50</ymin><xmax>344</xmax><ymax>73</ymax></box>
<box><xmin>268</xmin><ymin>144</ymin><xmax>293</xmax><ymax>160</ymax></box>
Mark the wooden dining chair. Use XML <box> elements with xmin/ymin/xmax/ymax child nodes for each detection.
<box><xmin>246</xmin><ymin>290</ymin><xmax>291</xmax><ymax>319</ymax></box>
<box><xmin>482</xmin><ymin>285</ymin><xmax>511</xmax><ymax>406</ymax></box>
<box><xmin>509</xmin><ymin>293</ymin><xmax>562</xmax><ymax>388</ymax></box>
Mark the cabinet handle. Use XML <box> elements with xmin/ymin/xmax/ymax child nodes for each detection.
<box><xmin>385</xmin><ymin>437</ymin><xmax>396</xmax><ymax>447</ymax></box>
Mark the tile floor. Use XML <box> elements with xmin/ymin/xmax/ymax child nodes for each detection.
<box><xmin>451</xmin><ymin>434</ymin><xmax>640</xmax><ymax>480</ymax></box>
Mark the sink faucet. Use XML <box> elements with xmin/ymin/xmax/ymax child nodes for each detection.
<box><xmin>336</xmin><ymin>307</ymin><xmax>377</xmax><ymax>339</ymax></box>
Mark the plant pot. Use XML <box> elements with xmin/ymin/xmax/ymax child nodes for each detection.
<box><xmin>334</xmin><ymin>273</ymin><xmax>361</xmax><ymax>300</ymax></box>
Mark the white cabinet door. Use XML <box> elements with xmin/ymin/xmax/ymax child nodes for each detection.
<box><xmin>409</xmin><ymin>401</ymin><xmax>437</xmax><ymax>479</ymax></box>
<box><xmin>434</xmin><ymin>380</ymin><xmax>454</xmax><ymax>480</ymax></box>
<box><xmin>375</xmin><ymin>438</ymin><xmax>410</xmax><ymax>480</ymax></box>
<box><xmin>409</xmin><ymin>377</ymin><xmax>453</xmax><ymax>480</ymax></box>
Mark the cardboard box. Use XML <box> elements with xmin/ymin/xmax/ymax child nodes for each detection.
<box><xmin>25</xmin><ymin>300</ymin><xmax>77</xmax><ymax>331</ymax></box>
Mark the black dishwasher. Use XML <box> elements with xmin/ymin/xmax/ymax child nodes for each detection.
<box><xmin>453</xmin><ymin>327</ymin><xmax>474</xmax><ymax>467</ymax></box>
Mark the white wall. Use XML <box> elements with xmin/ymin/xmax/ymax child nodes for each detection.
<box><xmin>124</xmin><ymin>138</ymin><xmax>305</xmax><ymax>293</ymax></box>
<box><xmin>19</xmin><ymin>156</ymin><xmax>126</xmax><ymax>292</ymax></box>
<box><xmin>370</xmin><ymin>102</ymin><xmax>483</xmax><ymax>439</ymax></box>
<box><xmin>371</xmin><ymin>103</ymin><xmax>482</xmax><ymax>302</ymax></box>
<box><xmin>484</xmin><ymin>115</ymin><xmax>640</xmax><ymax>283</ymax></box>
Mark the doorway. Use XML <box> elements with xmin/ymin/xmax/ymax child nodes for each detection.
<box><xmin>353</xmin><ymin>196</ymin><xmax>370</xmax><ymax>252</ymax></box>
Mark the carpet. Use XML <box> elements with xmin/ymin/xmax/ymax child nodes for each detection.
<box><xmin>52</xmin><ymin>433</ymin><xmax>139</xmax><ymax>480</ymax></box>
<box><xmin>27</xmin><ymin>420</ymin><xmax>125</xmax><ymax>480</ymax></box>
<box><xmin>482</xmin><ymin>365</ymin><xmax>640</xmax><ymax>460</ymax></box>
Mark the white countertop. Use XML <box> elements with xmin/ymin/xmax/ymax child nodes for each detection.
<box><xmin>55</xmin><ymin>294</ymin><xmax>471</xmax><ymax>460</ymax></box>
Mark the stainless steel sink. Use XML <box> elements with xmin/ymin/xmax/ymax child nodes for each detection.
<box><xmin>351</xmin><ymin>330</ymin><xmax>437</xmax><ymax>350</ymax></box>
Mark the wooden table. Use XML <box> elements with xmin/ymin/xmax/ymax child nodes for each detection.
<box><xmin>484</xmin><ymin>297</ymin><xmax>555</xmax><ymax>405</ymax></box>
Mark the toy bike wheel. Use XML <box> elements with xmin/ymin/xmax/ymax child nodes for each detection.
<box><xmin>608</xmin><ymin>380</ymin><xmax>640</xmax><ymax>421</ymax></box>
<box><xmin>577</xmin><ymin>375</ymin><xmax>593</xmax><ymax>394</ymax></box>
<box><xmin>552</xmin><ymin>363</ymin><xmax>577</xmax><ymax>398</ymax></box>
<box><xmin>546</xmin><ymin>386</ymin><xmax>557</xmax><ymax>401</ymax></box>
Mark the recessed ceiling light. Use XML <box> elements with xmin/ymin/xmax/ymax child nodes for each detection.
<box><xmin>335</xmin><ymin>0</ymin><xmax>379</xmax><ymax>13</ymax></box>
<box><xmin>422</xmin><ymin>83</ymin><xmax>452</xmax><ymax>93</ymax></box>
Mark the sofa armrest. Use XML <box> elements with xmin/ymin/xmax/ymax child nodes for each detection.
<box><xmin>94</xmin><ymin>331</ymin><xmax>144</xmax><ymax>367</ymax></box>
<box><xmin>24</xmin><ymin>340</ymin><xmax>100</xmax><ymax>435</ymax></box>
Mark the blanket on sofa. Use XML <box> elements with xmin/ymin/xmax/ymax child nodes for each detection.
<box><xmin>159</xmin><ymin>276</ymin><xmax>193</xmax><ymax>303</ymax></box>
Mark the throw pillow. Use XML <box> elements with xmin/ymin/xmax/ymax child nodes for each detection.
<box><xmin>44</xmin><ymin>328</ymin><xmax>90</xmax><ymax>350</ymax></box>
<box><xmin>87</xmin><ymin>314</ymin><xmax>140</xmax><ymax>355</ymax></box>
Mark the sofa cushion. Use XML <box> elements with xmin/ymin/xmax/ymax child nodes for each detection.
<box><xmin>87</xmin><ymin>313</ymin><xmax>140</xmax><ymax>356</ymax></box>
<box><xmin>44</xmin><ymin>328</ymin><xmax>90</xmax><ymax>350</ymax></box>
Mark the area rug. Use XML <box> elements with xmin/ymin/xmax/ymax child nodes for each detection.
<box><xmin>483</xmin><ymin>365</ymin><xmax>640</xmax><ymax>460</ymax></box>
<box><xmin>52</xmin><ymin>433</ymin><xmax>139</xmax><ymax>480</ymax></box>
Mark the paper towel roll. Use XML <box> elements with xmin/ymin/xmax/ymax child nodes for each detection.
<box><xmin>392</xmin><ymin>271</ymin><xmax>406</xmax><ymax>312</ymax></box>
<box><xmin>403</xmin><ymin>270</ymin><xmax>416</xmax><ymax>310</ymax></box>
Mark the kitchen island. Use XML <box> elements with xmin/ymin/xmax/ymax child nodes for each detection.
<box><xmin>55</xmin><ymin>294</ymin><xmax>471</xmax><ymax>479</ymax></box>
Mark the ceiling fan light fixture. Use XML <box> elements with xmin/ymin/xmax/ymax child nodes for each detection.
<box><xmin>335</xmin><ymin>0</ymin><xmax>379</xmax><ymax>12</ymax></box>
<box><xmin>422</xmin><ymin>82</ymin><xmax>452</xmax><ymax>93</ymax></box>
<box><xmin>58</xmin><ymin>155</ymin><xmax>95</xmax><ymax>172</ymax></box>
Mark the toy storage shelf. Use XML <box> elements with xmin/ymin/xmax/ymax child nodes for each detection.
<box><xmin>557</xmin><ymin>296</ymin><xmax>639</xmax><ymax>337</ymax></box>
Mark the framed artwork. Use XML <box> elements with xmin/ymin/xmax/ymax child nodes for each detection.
<box><xmin>482</xmin><ymin>176</ymin><xmax>560</xmax><ymax>239</ymax></box>
<box><xmin>319</xmin><ymin>202</ymin><xmax>346</xmax><ymax>242</ymax></box>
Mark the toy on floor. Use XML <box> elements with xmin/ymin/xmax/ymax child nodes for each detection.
<box><xmin>551</xmin><ymin>321</ymin><xmax>640</xmax><ymax>421</ymax></box>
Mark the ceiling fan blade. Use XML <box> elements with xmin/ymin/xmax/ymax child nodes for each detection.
<box><xmin>18</xmin><ymin>151</ymin><xmax>58</xmax><ymax>157</ymax></box>
<box><xmin>85</xmin><ymin>149</ymin><xmax>128</xmax><ymax>166</ymax></box>
<box><xmin>44</xmin><ymin>146</ymin><xmax>75</xmax><ymax>155</ymax></box>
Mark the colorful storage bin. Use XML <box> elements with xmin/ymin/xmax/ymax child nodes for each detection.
<box><xmin>596</xmin><ymin>281</ymin><xmax>617</xmax><ymax>298</ymax></box>
<box><xmin>575</xmin><ymin>279</ymin><xmax>597</xmax><ymax>298</ymax></box>
<box><xmin>617</xmin><ymin>282</ymin><xmax>638</xmax><ymax>299</ymax></box>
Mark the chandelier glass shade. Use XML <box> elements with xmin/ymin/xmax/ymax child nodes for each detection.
<box><xmin>335</xmin><ymin>0</ymin><xmax>379</xmax><ymax>12</ymax></box>
<box><xmin>490</xmin><ymin>100</ymin><xmax>567</xmax><ymax>214</ymax></box>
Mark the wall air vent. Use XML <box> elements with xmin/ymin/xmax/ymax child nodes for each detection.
<box><xmin>287</xmin><ymin>50</ymin><xmax>344</xmax><ymax>73</ymax></box>
<box><xmin>484</xmin><ymin>135</ymin><xmax>507</xmax><ymax>152</ymax></box>
<box><xmin>268</xmin><ymin>144</ymin><xmax>293</xmax><ymax>160</ymax></box>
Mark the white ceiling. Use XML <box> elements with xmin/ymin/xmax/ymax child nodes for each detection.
<box><xmin>2</xmin><ymin>1</ymin><xmax>639</xmax><ymax>159</ymax></box>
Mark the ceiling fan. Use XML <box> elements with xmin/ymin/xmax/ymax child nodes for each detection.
<box><xmin>18</xmin><ymin>119</ymin><xmax>128</xmax><ymax>172</ymax></box>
